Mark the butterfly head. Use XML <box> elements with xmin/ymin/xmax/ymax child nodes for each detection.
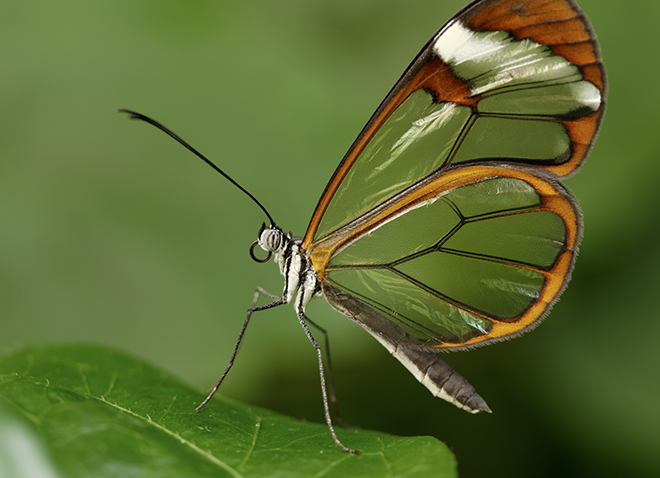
<box><xmin>249</xmin><ymin>223</ymin><xmax>288</xmax><ymax>263</ymax></box>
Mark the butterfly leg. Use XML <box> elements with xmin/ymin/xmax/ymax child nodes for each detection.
<box><xmin>255</xmin><ymin>286</ymin><xmax>280</xmax><ymax>301</ymax></box>
<box><xmin>196</xmin><ymin>287</ymin><xmax>287</xmax><ymax>411</ymax></box>
<box><xmin>303</xmin><ymin>314</ymin><xmax>355</xmax><ymax>430</ymax></box>
<box><xmin>297</xmin><ymin>310</ymin><xmax>360</xmax><ymax>454</ymax></box>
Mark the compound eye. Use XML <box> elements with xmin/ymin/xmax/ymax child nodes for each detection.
<box><xmin>261</xmin><ymin>228</ymin><xmax>282</xmax><ymax>252</ymax></box>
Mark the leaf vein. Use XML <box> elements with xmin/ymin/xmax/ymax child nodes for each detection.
<box><xmin>237</xmin><ymin>414</ymin><xmax>262</xmax><ymax>471</ymax></box>
<box><xmin>99</xmin><ymin>398</ymin><xmax>245</xmax><ymax>478</ymax></box>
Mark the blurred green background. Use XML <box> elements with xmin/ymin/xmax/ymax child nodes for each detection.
<box><xmin>1</xmin><ymin>0</ymin><xmax>658</xmax><ymax>476</ymax></box>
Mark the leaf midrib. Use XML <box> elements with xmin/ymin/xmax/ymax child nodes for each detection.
<box><xmin>100</xmin><ymin>396</ymin><xmax>245</xmax><ymax>478</ymax></box>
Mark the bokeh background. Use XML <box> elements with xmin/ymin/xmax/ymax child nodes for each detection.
<box><xmin>1</xmin><ymin>0</ymin><xmax>658</xmax><ymax>476</ymax></box>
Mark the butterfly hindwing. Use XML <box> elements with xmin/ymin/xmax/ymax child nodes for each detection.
<box><xmin>316</xmin><ymin>166</ymin><xmax>579</xmax><ymax>348</ymax></box>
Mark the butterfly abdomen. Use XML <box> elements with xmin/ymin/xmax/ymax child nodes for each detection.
<box><xmin>323</xmin><ymin>283</ymin><xmax>491</xmax><ymax>413</ymax></box>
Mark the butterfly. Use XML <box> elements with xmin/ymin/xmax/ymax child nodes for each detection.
<box><xmin>123</xmin><ymin>0</ymin><xmax>605</xmax><ymax>454</ymax></box>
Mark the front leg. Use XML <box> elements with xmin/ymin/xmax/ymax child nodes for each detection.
<box><xmin>196</xmin><ymin>287</ymin><xmax>287</xmax><ymax>411</ymax></box>
<box><xmin>296</xmin><ymin>309</ymin><xmax>359</xmax><ymax>454</ymax></box>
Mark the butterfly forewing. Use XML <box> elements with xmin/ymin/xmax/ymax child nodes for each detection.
<box><xmin>303</xmin><ymin>0</ymin><xmax>604</xmax><ymax>246</ymax></box>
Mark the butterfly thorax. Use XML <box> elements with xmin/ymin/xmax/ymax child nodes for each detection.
<box><xmin>256</xmin><ymin>225</ymin><xmax>319</xmax><ymax>312</ymax></box>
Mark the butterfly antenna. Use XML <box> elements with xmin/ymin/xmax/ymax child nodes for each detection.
<box><xmin>119</xmin><ymin>109</ymin><xmax>275</xmax><ymax>226</ymax></box>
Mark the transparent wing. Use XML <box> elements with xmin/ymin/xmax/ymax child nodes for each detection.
<box><xmin>313</xmin><ymin>166</ymin><xmax>580</xmax><ymax>349</ymax></box>
<box><xmin>303</xmin><ymin>0</ymin><xmax>605</xmax><ymax>247</ymax></box>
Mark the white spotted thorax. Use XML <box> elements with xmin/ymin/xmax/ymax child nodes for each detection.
<box><xmin>257</xmin><ymin>225</ymin><xmax>319</xmax><ymax>310</ymax></box>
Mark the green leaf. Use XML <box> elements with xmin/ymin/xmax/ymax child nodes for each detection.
<box><xmin>0</xmin><ymin>344</ymin><xmax>456</xmax><ymax>478</ymax></box>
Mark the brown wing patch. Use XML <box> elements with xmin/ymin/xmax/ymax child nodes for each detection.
<box><xmin>461</xmin><ymin>0</ymin><xmax>605</xmax><ymax>178</ymax></box>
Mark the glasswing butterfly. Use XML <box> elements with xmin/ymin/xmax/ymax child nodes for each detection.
<box><xmin>123</xmin><ymin>0</ymin><xmax>605</xmax><ymax>454</ymax></box>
